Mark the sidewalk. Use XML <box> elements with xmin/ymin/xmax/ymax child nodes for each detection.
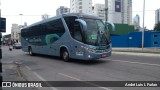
<box><xmin>1</xmin><ymin>46</ymin><xmax>36</xmax><ymax>90</ymax></box>
<box><xmin>2</xmin><ymin>61</ymin><xmax>37</xmax><ymax>90</ymax></box>
<box><xmin>112</xmin><ymin>48</ymin><xmax>160</xmax><ymax>57</ymax></box>
<box><xmin>112</xmin><ymin>48</ymin><xmax>160</xmax><ymax>53</ymax></box>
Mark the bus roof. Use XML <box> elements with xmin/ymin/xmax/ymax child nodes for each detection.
<box><xmin>63</xmin><ymin>13</ymin><xmax>101</xmax><ymax>19</ymax></box>
<box><xmin>22</xmin><ymin>15</ymin><xmax>62</xmax><ymax>30</ymax></box>
<box><xmin>22</xmin><ymin>13</ymin><xmax>101</xmax><ymax>30</ymax></box>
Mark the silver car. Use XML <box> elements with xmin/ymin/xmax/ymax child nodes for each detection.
<box><xmin>13</xmin><ymin>43</ymin><xmax>22</xmax><ymax>49</ymax></box>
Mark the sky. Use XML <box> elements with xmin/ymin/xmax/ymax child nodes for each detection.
<box><xmin>1</xmin><ymin>0</ymin><xmax>160</xmax><ymax>35</ymax></box>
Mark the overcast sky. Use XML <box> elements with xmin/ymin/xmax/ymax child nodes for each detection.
<box><xmin>1</xmin><ymin>0</ymin><xmax>160</xmax><ymax>35</ymax></box>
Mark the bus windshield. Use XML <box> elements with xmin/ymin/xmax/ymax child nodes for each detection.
<box><xmin>81</xmin><ymin>18</ymin><xmax>109</xmax><ymax>46</ymax></box>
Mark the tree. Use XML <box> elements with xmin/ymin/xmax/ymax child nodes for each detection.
<box><xmin>154</xmin><ymin>22</ymin><xmax>160</xmax><ymax>31</ymax></box>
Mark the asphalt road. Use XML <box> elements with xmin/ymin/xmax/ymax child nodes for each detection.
<box><xmin>2</xmin><ymin>46</ymin><xmax>160</xmax><ymax>90</ymax></box>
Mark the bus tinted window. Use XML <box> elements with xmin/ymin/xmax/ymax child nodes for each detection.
<box><xmin>22</xmin><ymin>19</ymin><xmax>65</xmax><ymax>37</ymax></box>
<box><xmin>64</xmin><ymin>16</ymin><xmax>82</xmax><ymax>41</ymax></box>
<box><xmin>64</xmin><ymin>16</ymin><xmax>78</xmax><ymax>37</ymax></box>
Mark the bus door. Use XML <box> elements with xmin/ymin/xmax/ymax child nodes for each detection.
<box><xmin>64</xmin><ymin>16</ymin><xmax>84</xmax><ymax>58</ymax></box>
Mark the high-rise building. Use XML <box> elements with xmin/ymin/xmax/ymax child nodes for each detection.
<box><xmin>107</xmin><ymin>0</ymin><xmax>132</xmax><ymax>24</ymax></box>
<box><xmin>133</xmin><ymin>14</ymin><xmax>140</xmax><ymax>30</ymax></box>
<box><xmin>133</xmin><ymin>14</ymin><xmax>140</xmax><ymax>25</ymax></box>
<box><xmin>11</xmin><ymin>24</ymin><xmax>21</xmax><ymax>43</ymax></box>
<box><xmin>93</xmin><ymin>4</ymin><xmax>105</xmax><ymax>20</ymax></box>
<box><xmin>56</xmin><ymin>6</ymin><xmax>70</xmax><ymax>16</ymax></box>
<box><xmin>155</xmin><ymin>8</ymin><xmax>160</xmax><ymax>24</ymax></box>
<box><xmin>70</xmin><ymin>0</ymin><xmax>92</xmax><ymax>15</ymax></box>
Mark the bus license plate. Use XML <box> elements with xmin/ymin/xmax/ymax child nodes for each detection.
<box><xmin>101</xmin><ymin>54</ymin><xmax>107</xmax><ymax>57</ymax></box>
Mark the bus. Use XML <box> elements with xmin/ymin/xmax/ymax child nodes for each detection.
<box><xmin>21</xmin><ymin>13</ymin><xmax>114</xmax><ymax>61</ymax></box>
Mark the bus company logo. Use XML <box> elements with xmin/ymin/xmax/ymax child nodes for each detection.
<box><xmin>2</xmin><ymin>82</ymin><xmax>11</xmax><ymax>87</ymax></box>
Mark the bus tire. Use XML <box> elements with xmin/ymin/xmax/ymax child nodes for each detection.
<box><xmin>62</xmin><ymin>49</ymin><xmax>70</xmax><ymax>62</ymax></box>
<box><xmin>29</xmin><ymin>47</ymin><xmax>34</xmax><ymax>56</ymax></box>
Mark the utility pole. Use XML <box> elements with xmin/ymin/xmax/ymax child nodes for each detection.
<box><xmin>0</xmin><ymin>0</ymin><xmax>3</xmax><ymax>88</ymax></box>
<box><xmin>105</xmin><ymin>0</ymin><xmax>108</xmax><ymax>22</ymax></box>
<box><xmin>142</xmin><ymin>0</ymin><xmax>145</xmax><ymax>51</ymax></box>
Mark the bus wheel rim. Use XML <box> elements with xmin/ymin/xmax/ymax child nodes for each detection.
<box><xmin>30</xmin><ymin>49</ymin><xmax>32</xmax><ymax>55</ymax></box>
<box><xmin>63</xmin><ymin>51</ymin><xmax>68</xmax><ymax>60</ymax></box>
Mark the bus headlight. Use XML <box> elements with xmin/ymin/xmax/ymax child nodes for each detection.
<box><xmin>89</xmin><ymin>48</ymin><xmax>96</xmax><ymax>52</ymax></box>
<box><xmin>81</xmin><ymin>46</ymin><xmax>96</xmax><ymax>52</ymax></box>
<box><xmin>88</xmin><ymin>55</ymin><xmax>91</xmax><ymax>58</ymax></box>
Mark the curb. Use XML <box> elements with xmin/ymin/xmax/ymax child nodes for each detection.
<box><xmin>112</xmin><ymin>52</ymin><xmax>160</xmax><ymax>57</ymax></box>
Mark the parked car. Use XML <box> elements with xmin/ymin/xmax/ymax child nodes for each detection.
<box><xmin>13</xmin><ymin>43</ymin><xmax>22</xmax><ymax>49</ymax></box>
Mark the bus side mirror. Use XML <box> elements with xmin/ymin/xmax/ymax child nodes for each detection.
<box><xmin>75</xmin><ymin>19</ymin><xmax>87</xmax><ymax>32</ymax></box>
<box><xmin>105</xmin><ymin>21</ymin><xmax>115</xmax><ymax>32</ymax></box>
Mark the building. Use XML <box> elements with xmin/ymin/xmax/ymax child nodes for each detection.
<box><xmin>56</xmin><ymin>6</ymin><xmax>70</xmax><ymax>16</ymax></box>
<box><xmin>133</xmin><ymin>14</ymin><xmax>140</xmax><ymax>30</ymax></box>
<box><xmin>107</xmin><ymin>0</ymin><xmax>132</xmax><ymax>24</ymax></box>
<box><xmin>93</xmin><ymin>4</ymin><xmax>105</xmax><ymax>20</ymax></box>
<box><xmin>42</xmin><ymin>14</ymin><xmax>49</xmax><ymax>20</ymax></box>
<box><xmin>11</xmin><ymin>24</ymin><xmax>21</xmax><ymax>43</ymax></box>
<box><xmin>70</xmin><ymin>0</ymin><xmax>92</xmax><ymax>15</ymax></box>
<box><xmin>155</xmin><ymin>8</ymin><xmax>160</xmax><ymax>24</ymax></box>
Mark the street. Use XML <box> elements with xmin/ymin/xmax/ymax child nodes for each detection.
<box><xmin>2</xmin><ymin>46</ymin><xmax>160</xmax><ymax>90</ymax></box>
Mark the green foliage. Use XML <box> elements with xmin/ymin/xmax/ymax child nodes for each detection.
<box><xmin>109</xmin><ymin>24</ymin><xmax>134</xmax><ymax>35</ymax></box>
<box><xmin>154</xmin><ymin>22</ymin><xmax>160</xmax><ymax>31</ymax></box>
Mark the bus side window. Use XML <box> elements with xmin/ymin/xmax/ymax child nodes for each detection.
<box><xmin>74</xmin><ymin>22</ymin><xmax>82</xmax><ymax>41</ymax></box>
<box><xmin>64</xmin><ymin>16</ymin><xmax>83</xmax><ymax>42</ymax></box>
<box><xmin>64</xmin><ymin>16</ymin><xmax>77</xmax><ymax>37</ymax></box>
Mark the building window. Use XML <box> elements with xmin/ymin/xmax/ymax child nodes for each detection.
<box><xmin>79</xmin><ymin>10</ymin><xmax>82</xmax><ymax>13</ymax></box>
<box><xmin>79</xmin><ymin>6</ymin><xmax>82</xmax><ymax>9</ymax></box>
<box><xmin>154</xmin><ymin>42</ymin><xmax>158</xmax><ymax>45</ymax></box>
<box><xmin>154</xmin><ymin>34</ymin><xmax>158</xmax><ymax>38</ymax></box>
<box><xmin>79</xmin><ymin>2</ymin><xmax>82</xmax><ymax>5</ymax></box>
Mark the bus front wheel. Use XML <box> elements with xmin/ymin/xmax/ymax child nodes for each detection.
<box><xmin>62</xmin><ymin>49</ymin><xmax>70</xmax><ymax>62</ymax></box>
<box><xmin>29</xmin><ymin>47</ymin><xmax>34</xmax><ymax>56</ymax></box>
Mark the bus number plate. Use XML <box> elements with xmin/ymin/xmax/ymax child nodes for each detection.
<box><xmin>101</xmin><ymin>54</ymin><xmax>107</xmax><ymax>57</ymax></box>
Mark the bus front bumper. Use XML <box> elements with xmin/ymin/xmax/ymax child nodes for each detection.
<box><xmin>84</xmin><ymin>50</ymin><xmax>112</xmax><ymax>60</ymax></box>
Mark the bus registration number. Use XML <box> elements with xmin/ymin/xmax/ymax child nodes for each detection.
<box><xmin>101</xmin><ymin>54</ymin><xmax>107</xmax><ymax>57</ymax></box>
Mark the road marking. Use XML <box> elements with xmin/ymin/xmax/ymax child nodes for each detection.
<box><xmin>25</xmin><ymin>66</ymin><xmax>58</xmax><ymax>90</ymax></box>
<box><xmin>59</xmin><ymin>73</ymin><xmax>81</xmax><ymax>81</ymax></box>
<box><xmin>32</xmin><ymin>72</ymin><xmax>46</xmax><ymax>81</ymax></box>
<box><xmin>59</xmin><ymin>73</ymin><xmax>112</xmax><ymax>90</ymax></box>
<box><xmin>25</xmin><ymin>66</ymin><xmax>31</xmax><ymax>70</ymax></box>
<box><xmin>107</xmin><ymin>59</ymin><xmax>160</xmax><ymax>67</ymax></box>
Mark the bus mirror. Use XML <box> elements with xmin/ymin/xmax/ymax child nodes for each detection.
<box><xmin>75</xmin><ymin>19</ymin><xmax>87</xmax><ymax>32</ymax></box>
<box><xmin>105</xmin><ymin>21</ymin><xmax>115</xmax><ymax>31</ymax></box>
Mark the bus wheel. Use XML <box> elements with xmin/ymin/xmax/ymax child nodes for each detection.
<box><xmin>29</xmin><ymin>47</ymin><xmax>34</xmax><ymax>56</ymax></box>
<box><xmin>62</xmin><ymin>49</ymin><xmax>70</xmax><ymax>62</ymax></box>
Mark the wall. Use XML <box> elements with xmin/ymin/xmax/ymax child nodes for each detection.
<box><xmin>128</xmin><ymin>32</ymin><xmax>142</xmax><ymax>47</ymax></box>
<box><xmin>149</xmin><ymin>32</ymin><xmax>160</xmax><ymax>47</ymax></box>
<box><xmin>111</xmin><ymin>31</ymin><xmax>160</xmax><ymax>47</ymax></box>
<box><xmin>111</xmin><ymin>35</ymin><xmax>129</xmax><ymax>47</ymax></box>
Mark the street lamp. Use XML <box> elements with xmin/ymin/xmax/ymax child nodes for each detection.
<box><xmin>142</xmin><ymin>0</ymin><xmax>145</xmax><ymax>51</ymax></box>
<box><xmin>19</xmin><ymin>14</ymin><xmax>23</xmax><ymax>25</ymax></box>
